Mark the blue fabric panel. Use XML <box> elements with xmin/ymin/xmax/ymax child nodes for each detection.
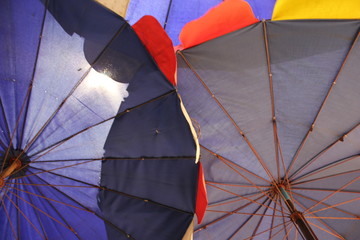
<box><xmin>126</xmin><ymin>0</ymin><xmax>171</xmax><ymax>26</ymax></box>
<box><xmin>98</xmin><ymin>186</ymin><xmax>194</xmax><ymax>240</ymax></box>
<box><xmin>0</xmin><ymin>0</ymin><xmax>45</xmax><ymax>148</ymax></box>
<box><xmin>245</xmin><ymin>0</ymin><xmax>276</xmax><ymax>20</ymax></box>
<box><xmin>104</xmin><ymin>92</ymin><xmax>196</xmax><ymax>158</ymax></box>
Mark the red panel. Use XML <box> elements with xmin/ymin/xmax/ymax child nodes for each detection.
<box><xmin>196</xmin><ymin>162</ymin><xmax>208</xmax><ymax>224</ymax></box>
<box><xmin>133</xmin><ymin>16</ymin><xmax>177</xmax><ymax>86</ymax></box>
<box><xmin>179</xmin><ymin>0</ymin><xmax>259</xmax><ymax>49</ymax></box>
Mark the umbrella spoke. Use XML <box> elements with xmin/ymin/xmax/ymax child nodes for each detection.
<box><xmin>292</xmin><ymin>196</ymin><xmax>345</xmax><ymax>240</ymax></box>
<box><xmin>5</xmin><ymin>184</ymin><xmax>92</xmax><ymax>214</ymax></box>
<box><xmin>282</xmin><ymin>224</ymin><xmax>295</xmax><ymax>240</ymax></box>
<box><xmin>228</xmin><ymin>198</ymin><xmax>272</xmax><ymax>240</ymax></box>
<box><xmin>27</xmin><ymin>166</ymin><xmax>193</xmax><ymax>215</ymax></box>
<box><xmin>307</xmin><ymin>221</ymin><xmax>345</xmax><ymax>240</ymax></box>
<box><xmin>292</xmin><ymin>191</ymin><xmax>360</xmax><ymax>218</ymax></box>
<box><xmin>293</xmin><ymin>169</ymin><xmax>360</xmax><ymax>186</ymax></box>
<box><xmin>179</xmin><ymin>51</ymin><xmax>277</xmax><ymax>182</ymax></box>
<box><xmin>207</xmin><ymin>210</ymin><xmax>283</xmax><ymax>218</ymax></box>
<box><xmin>262</xmin><ymin>20</ymin><xmax>286</xmax><ymax>181</ymax></box>
<box><xmin>27</xmin><ymin>171</ymin><xmax>136</xmax><ymax>240</ymax></box>
<box><xmin>27</xmin><ymin>89</ymin><xmax>175</xmax><ymax>160</ymax></box>
<box><xmin>206</xmin><ymin>180</ymin><xmax>269</xmax><ymax>189</ymax></box>
<box><xmin>202</xmin><ymin>145</ymin><xmax>271</xmax><ymax>184</ymax></box>
<box><xmin>0</xmin><ymin>193</ymin><xmax>18</xmax><ymax>239</ymax></box>
<box><xmin>3</xmin><ymin>189</ymin><xmax>46</xmax><ymax>239</ymax></box>
<box><xmin>195</xmin><ymin>194</ymin><xmax>267</xmax><ymax>233</ymax></box>
<box><xmin>6</xmin><ymin>187</ymin><xmax>77</xmax><ymax>237</ymax></box>
<box><xmin>244</xmin><ymin>219</ymin><xmax>292</xmax><ymax>240</ymax></box>
<box><xmin>290</xmin><ymin>124</ymin><xmax>360</xmax><ymax>181</ymax></box>
<box><xmin>303</xmin><ymin>174</ymin><xmax>360</xmax><ymax>213</ymax></box>
<box><xmin>278</xmin><ymin>194</ymin><xmax>291</xmax><ymax>239</ymax></box>
<box><xmin>207</xmin><ymin>182</ymin><xmax>280</xmax><ymax>213</ymax></box>
<box><xmin>286</xmin><ymin>32</ymin><xmax>360</xmax><ymax>179</ymax></box>
<box><xmin>250</xmin><ymin>197</ymin><xmax>276</xmax><ymax>239</ymax></box>
<box><xmin>208</xmin><ymin>191</ymin><xmax>266</xmax><ymax>208</ymax></box>
<box><xmin>292</xmin><ymin>154</ymin><xmax>360</xmax><ymax>184</ymax></box>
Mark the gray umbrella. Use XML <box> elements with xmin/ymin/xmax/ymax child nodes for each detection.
<box><xmin>177</xmin><ymin>19</ymin><xmax>360</xmax><ymax>240</ymax></box>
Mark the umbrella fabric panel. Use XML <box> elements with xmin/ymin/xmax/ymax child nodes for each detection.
<box><xmin>267</xmin><ymin>20</ymin><xmax>360</xmax><ymax>174</ymax></box>
<box><xmin>288</xmin><ymin>29</ymin><xmax>360</xmax><ymax>178</ymax></box>
<box><xmin>0</xmin><ymin>0</ymin><xmax>45</xmax><ymax>148</ymax></box>
<box><xmin>178</xmin><ymin>22</ymin><xmax>277</xmax><ymax>180</ymax></box>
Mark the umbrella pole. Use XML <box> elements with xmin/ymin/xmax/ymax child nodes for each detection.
<box><xmin>0</xmin><ymin>158</ymin><xmax>22</xmax><ymax>187</ymax></box>
<box><xmin>278</xmin><ymin>186</ymin><xmax>318</xmax><ymax>240</ymax></box>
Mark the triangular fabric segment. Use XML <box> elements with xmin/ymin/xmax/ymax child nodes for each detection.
<box><xmin>272</xmin><ymin>0</ymin><xmax>360</xmax><ymax>20</ymax></box>
<box><xmin>179</xmin><ymin>0</ymin><xmax>259</xmax><ymax>49</ymax></box>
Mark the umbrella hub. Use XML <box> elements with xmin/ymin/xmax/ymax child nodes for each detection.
<box><xmin>0</xmin><ymin>149</ymin><xmax>30</xmax><ymax>187</ymax></box>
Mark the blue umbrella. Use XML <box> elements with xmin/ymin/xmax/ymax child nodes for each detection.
<box><xmin>0</xmin><ymin>0</ymin><xmax>199</xmax><ymax>239</ymax></box>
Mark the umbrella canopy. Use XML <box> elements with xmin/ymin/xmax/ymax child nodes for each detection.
<box><xmin>0</xmin><ymin>0</ymin><xmax>199</xmax><ymax>239</ymax></box>
<box><xmin>177</xmin><ymin>16</ymin><xmax>360</xmax><ymax>240</ymax></box>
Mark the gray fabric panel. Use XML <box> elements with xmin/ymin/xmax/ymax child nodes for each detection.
<box><xmin>292</xmin><ymin>125</ymin><xmax>360</xmax><ymax>181</ymax></box>
<box><xmin>289</xmin><ymin>28</ymin><xmax>360</xmax><ymax>177</ymax></box>
<box><xmin>177</xmin><ymin>47</ymin><xmax>271</xmax><ymax>181</ymax></box>
<box><xmin>267</xmin><ymin>20</ymin><xmax>360</xmax><ymax>172</ymax></box>
<box><xmin>179</xmin><ymin>22</ymin><xmax>278</xmax><ymax>180</ymax></box>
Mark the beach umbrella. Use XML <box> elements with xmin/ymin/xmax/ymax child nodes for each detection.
<box><xmin>176</xmin><ymin>1</ymin><xmax>360</xmax><ymax>239</ymax></box>
<box><xmin>0</xmin><ymin>0</ymin><xmax>199</xmax><ymax>239</ymax></box>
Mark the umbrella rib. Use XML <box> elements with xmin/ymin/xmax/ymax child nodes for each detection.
<box><xmin>28</xmin><ymin>165</ymin><xmax>193</xmax><ymax>215</ymax></box>
<box><xmin>244</xmin><ymin>219</ymin><xmax>292</xmax><ymax>240</ymax></box>
<box><xmin>201</xmin><ymin>145</ymin><xmax>270</xmax><ymax>184</ymax></box>
<box><xmin>207</xmin><ymin>182</ymin><xmax>280</xmax><ymax>213</ymax></box>
<box><xmin>5</xmin><ymin>183</ymin><xmax>93</xmax><ymax>214</ymax></box>
<box><xmin>292</xmin><ymin>191</ymin><xmax>360</xmax><ymax>218</ymax></box>
<box><xmin>292</xmin><ymin>169</ymin><xmax>360</xmax><ymax>186</ymax></box>
<box><xmin>28</xmin><ymin>155</ymin><xmax>195</xmax><ymax>163</ymax></box>
<box><xmin>270</xmin><ymin>195</ymin><xmax>279</xmax><ymax>239</ymax></box>
<box><xmin>292</xmin><ymin>195</ymin><xmax>345</xmax><ymax>240</ymax></box>
<box><xmin>278</xmin><ymin>194</ymin><xmax>290</xmax><ymax>240</ymax></box>
<box><xmin>206</xmin><ymin>180</ymin><xmax>269</xmax><ymax>188</ymax></box>
<box><xmin>178</xmin><ymin>51</ymin><xmax>276</xmax><ymax>182</ymax></box>
<box><xmin>250</xmin><ymin>197</ymin><xmax>276</xmax><ymax>239</ymax></box>
<box><xmin>290</xmin><ymin>124</ymin><xmax>360</xmax><ymax>181</ymax></box>
<box><xmin>292</xmin><ymin>154</ymin><xmax>360</xmax><ymax>184</ymax></box>
<box><xmin>26</xmin><ymin>176</ymin><xmax>84</xmax><ymax>240</ymax></box>
<box><xmin>194</xmin><ymin>194</ymin><xmax>267</xmax><ymax>233</ymax></box>
<box><xmin>307</xmin><ymin>221</ymin><xmax>344</xmax><ymax>240</ymax></box>
<box><xmin>2</xmin><ymin>189</ymin><xmax>46</xmax><ymax>239</ymax></box>
<box><xmin>286</xmin><ymin>31</ymin><xmax>360</xmax><ymax>178</ymax></box>
<box><xmin>163</xmin><ymin>0</ymin><xmax>173</xmax><ymax>29</ymax></box>
<box><xmin>21</xmin><ymin>19</ymin><xmax>129</xmax><ymax>157</ymax></box>
<box><xmin>28</xmin><ymin>172</ymin><xmax>136</xmax><ymax>240</ymax></box>
<box><xmin>208</xmin><ymin>191</ymin><xmax>266</xmax><ymax>208</ymax></box>
<box><xmin>0</xmin><ymin>193</ymin><xmax>18</xmax><ymax>239</ymax></box>
<box><xmin>17</xmin><ymin>0</ymin><xmax>49</xmax><ymax>150</ymax></box>
<box><xmin>304</xmin><ymin>174</ymin><xmax>360</xmax><ymax>214</ymax></box>
<box><xmin>206</xmin><ymin>210</ymin><xmax>283</xmax><ymax>218</ymax></box>
<box><xmin>292</xmin><ymin>187</ymin><xmax>360</xmax><ymax>194</ymax></box>
<box><xmin>262</xmin><ymin>20</ymin><xmax>284</xmax><ymax>182</ymax></box>
<box><xmin>228</xmin><ymin>197</ymin><xmax>272</xmax><ymax>240</ymax></box>
<box><xmin>6</xmin><ymin>187</ymin><xmax>78</xmax><ymax>238</ymax></box>
<box><xmin>20</xmin><ymin>178</ymin><xmax>49</xmax><ymax>240</ymax></box>
<box><xmin>27</xmin><ymin>89</ymin><xmax>175</xmax><ymax>159</ymax></box>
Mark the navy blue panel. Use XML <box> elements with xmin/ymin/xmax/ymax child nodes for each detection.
<box><xmin>45</xmin><ymin>0</ymin><xmax>124</xmax><ymax>64</ymax></box>
<box><xmin>104</xmin><ymin>92</ymin><xmax>196</xmax><ymax>158</ymax></box>
<box><xmin>98</xmin><ymin>189</ymin><xmax>194</xmax><ymax>240</ymax></box>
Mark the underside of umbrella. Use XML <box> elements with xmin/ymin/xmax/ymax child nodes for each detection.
<box><xmin>177</xmin><ymin>19</ymin><xmax>360</xmax><ymax>239</ymax></box>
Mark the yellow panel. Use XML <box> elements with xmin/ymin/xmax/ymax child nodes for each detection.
<box><xmin>95</xmin><ymin>0</ymin><xmax>130</xmax><ymax>17</ymax></box>
<box><xmin>272</xmin><ymin>0</ymin><xmax>360</xmax><ymax>20</ymax></box>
